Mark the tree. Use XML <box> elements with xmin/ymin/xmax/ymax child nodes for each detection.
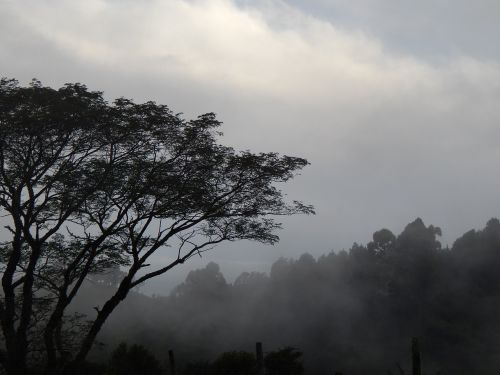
<box><xmin>0</xmin><ymin>78</ymin><xmax>313</xmax><ymax>375</ymax></box>
<box><xmin>170</xmin><ymin>262</ymin><xmax>228</xmax><ymax>300</ymax></box>
<box><xmin>367</xmin><ymin>228</ymin><xmax>396</xmax><ymax>255</ymax></box>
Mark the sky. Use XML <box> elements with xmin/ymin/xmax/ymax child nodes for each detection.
<box><xmin>1</xmin><ymin>0</ymin><xmax>500</xmax><ymax>294</ymax></box>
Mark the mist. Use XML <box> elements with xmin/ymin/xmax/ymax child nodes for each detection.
<box><xmin>68</xmin><ymin>218</ymin><xmax>500</xmax><ymax>374</ymax></box>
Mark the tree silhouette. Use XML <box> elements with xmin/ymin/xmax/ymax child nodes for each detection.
<box><xmin>0</xmin><ymin>78</ymin><xmax>313</xmax><ymax>374</ymax></box>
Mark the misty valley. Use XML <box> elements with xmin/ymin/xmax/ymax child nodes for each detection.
<box><xmin>75</xmin><ymin>218</ymin><xmax>500</xmax><ymax>375</ymax></box>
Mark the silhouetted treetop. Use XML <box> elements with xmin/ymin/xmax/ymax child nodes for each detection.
<box><xmin>396</xmin><ymin>218</ymin><xmax>442</xmax><ymax>254</ymax></box>
<box><xmin>368</xmin><ymin>228</ymin><xmax>396</xmax><ymax>254</ymax></box>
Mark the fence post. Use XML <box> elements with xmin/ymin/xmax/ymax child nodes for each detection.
<box><xmin>168</xmin><ymin>349</ymin><xmax>176</xmax><ymax>375</ymax></box>
<box><xmin>256</xmin><ymin>342</ymin><xmax>264</xmax><ymax>375</ymax></box>
<box><xmin>412</xmin><ymin>337</ymin><xmax>421</xmax><ymax>375</ymax></box>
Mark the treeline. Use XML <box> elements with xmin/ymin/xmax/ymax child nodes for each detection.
<box><xmin>81</xmin><ymin>341</ymin><xmax>303</xmax><ymax>375</ymax></box>
<box><xmin>87</xmin><ymin>218</ymin><xmax>500</xmax><ymax>374</ymax></box>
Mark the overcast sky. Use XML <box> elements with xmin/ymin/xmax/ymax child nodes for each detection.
<box><xmin>2</xmin><ymin>0</ymin><xmax>500</xmax><ymax>293</ymax></box>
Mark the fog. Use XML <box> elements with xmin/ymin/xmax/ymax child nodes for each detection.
<box><xmin>73</xmin><ymin>217</ymin><xmax>500</xmax><ymax>374</ymax></box>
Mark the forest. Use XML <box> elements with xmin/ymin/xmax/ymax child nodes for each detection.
<box><xmin>78</xmin><ymin>217</ymin><xmax>500</xmax><ymax>375</ymax></box>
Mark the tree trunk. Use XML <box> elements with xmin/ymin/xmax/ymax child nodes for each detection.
<box><xmin>65</xmin><ymin>274</ymin><xmax>135</xmax><ymax>372</ymax></box>
<box><xmin>4</xmin><ymin>346</ymin><xmax>27</xmax><ymax>375</ymax></box>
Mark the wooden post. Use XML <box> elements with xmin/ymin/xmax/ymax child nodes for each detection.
<box><xmin>168</xmin><ymin>349</ymin><xmax>176</xmax><ymax>375</ymax></box>
<box><xmin>412</xmin><ymin>338</ymin><xmax>421</xmax><ymax>375</ymax></box>
<box><xmin>256</xmin><ymin>342</ymin><xmax>264</xmax><ymax>375</ymax></box>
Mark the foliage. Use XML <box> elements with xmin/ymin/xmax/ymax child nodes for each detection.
<box><xmin>213</xmin><ymin>351</ymin><xmax>257</xmax><ymax>375</ymax></box>
<box><xmin>70</xmin><ymin>361</ymin><xmax>106</xmax><ymax>375</ymax></box>
<box><xmin>0</xmin><ymin>78</ymin><xmax>312</xmax><ymax>375</ymax></box>
<box><xmin>264</xmin><ymin>347</ymin><xmax>303</xmax><ymax>375</ymax></box>
<box><xmin>181</xmin><ymin>348</ymin><xmax>303</xmax><ymax>375</ymax></box>
<box><xmin>171</xmin><ymin>262</ymin><xmax>228</xmax><ymax>300</ymax></box>
<box><xmin>182</xmin><ymin>360</ymin><xmax>215</xmax><ymax>375</ymax></box>
<box><xmin>106</xmin><ymin>343</ymin><xmax>162</xmax><ymax>375</ymax></box>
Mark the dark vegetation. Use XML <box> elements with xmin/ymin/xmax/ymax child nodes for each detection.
<box><xmin>81</xmin><ymin>342</ymin><xmax>303</xmax><ymax>375</ymax></box>
<box><xmin>79</xmin><ymin>217</ymin><xmax>500</xmax><ymax>374</ymax></box>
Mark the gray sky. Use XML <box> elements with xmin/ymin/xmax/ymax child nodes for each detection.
<box><xmin>2</xmin><ymin>0</ymin><xmax>500</xmax><ymax>294</ymax></box>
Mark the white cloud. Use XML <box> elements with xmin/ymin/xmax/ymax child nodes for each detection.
<box><xmin>0</xmin><ymin>0</ymin><xmax>442</xmax><ymax>97</ymax></box>
<box><xmin>4</xmin><ymin>0</ymin><xmax>498</xmax><ymax>113</ymax></box>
